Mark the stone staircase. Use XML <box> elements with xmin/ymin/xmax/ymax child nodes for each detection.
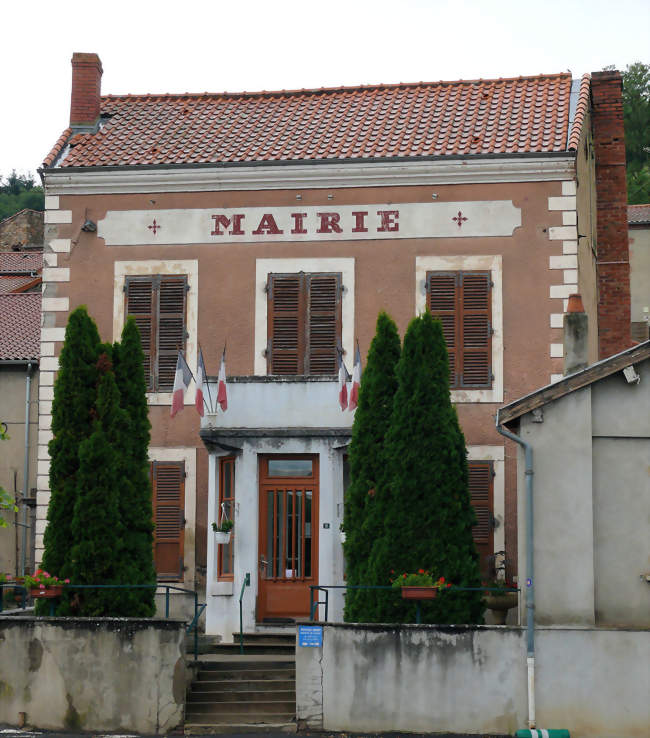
<box><xmin>185</xmin><ymin>631</ymin><xmax>296</xmax><ymax>733</ymax></box>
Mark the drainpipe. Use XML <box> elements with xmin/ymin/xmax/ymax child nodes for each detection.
<box><xmin>496</xmin><ymin>414</ymin><xmax>535</xmax><ymax>730</ymax></box>
<box><xmin>20</xmin><ymin>362</ymin><xmax>34</xmax><ymax>576</ymax></box>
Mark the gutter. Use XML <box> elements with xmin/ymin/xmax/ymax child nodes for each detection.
<box><xmin>496</xmin><ymin>412</ymin><xmax>536</xmax><ymax>730</ymax></box>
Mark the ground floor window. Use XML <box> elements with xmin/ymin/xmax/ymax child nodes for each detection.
<box><xmin>151</xmin><ymin>460</ymin><xmax>185</xmax><ymax>580</ymax></box>
<box><xmin>218</xmin><ymin>457</ymin><xmax>236</xmax><ymax>579</ymax></box>
<box><xmin>468</xmin><ymin>460</ymin><xmax>494</xmax><ymax>577</ymax></box>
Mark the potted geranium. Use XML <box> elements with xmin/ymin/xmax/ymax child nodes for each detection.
<box><xmin>483</xmin><ymin>578</ymin><xmax>518</xmax><ymax>624</ymax></box>
<box><xmin>391</xmin><ymin>569</ymin><xmax>452</xmax><ymax>600</ymax></box>
<box><xmin>212</xmin><ymin>518</ymin><xmax>233</xmax><ymax>545</ymax></box>
<box><xmin>24</xmin><ymin>570</ymin><xmax>70</xmax><ymax>599</ymax></box>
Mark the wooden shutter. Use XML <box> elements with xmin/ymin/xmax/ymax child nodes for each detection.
<box><xmin>427</xmin><ymin>271</ymin><xmax>492</xmax><ymax>389</ymax></box>
<box><xmin>460</xmin><ymin>273</ymin><xmax>491</xmax><ymax>388</ymax></box>
<box><xmin>151</xmin><ymin>461</ymin><xmax>185</xmax><ymax>580</ymax></box>
<box><xmin>268</xmin><ymin>273</ymin><xmax>303</xmax><ymax>375</ymax></box>
<box><xmin>306</xmin><ymin>273</ymin><xmax>341</xmax><ymax>376</ymax></box>
<box><xmin>468</xmin><ymin>461</ymin><xmax>494</xmax><ymax>578</ymax></box>
<box><xmin>427</xmin><ymin>272</ymin><xmax>458</xmax><ymax>386</ymax></box>
<box><xmin>125</xmin><ymin>277</ymin><xmax>155</xmax><ymax>390</ymax></box>
<box><xmin>157</xmin><ymin>277</ymin><xmax>187</xmax><ymax>391</ymax></box>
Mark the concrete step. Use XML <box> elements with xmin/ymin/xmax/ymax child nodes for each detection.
<box><xmin>186</xmin><ymin>702</ymin><xmax>295</xmax><ymax>716</ymax></box>
<box><xmin>231</xmin><ymin>632</ymin><xmax>295</xmax><ymax>645</ymax></box>
<box><xmin>194</xmin><ymin>653</ymin><xmax>295</xmax><ymax>663</ymax></box>
<box><xmin>184</xmin><ymin>720</ymin><xmax>296</xmax><ymax>734</ymax></box>
<box><xmin>207</xmin><ymin>642</ymin><xmax>295</xmax><ymax>655</ymax></box>
<box><xmin>192</xmin><ymin>678</ymin><xmax>295</xmax><ymax>692</ymax></box>
<box><xmin>196</xmin><ymin>665</ymin><xmax>294</xmax><ymax>681</ymax></box>
<box><xmin>188</xmin><ymin>689</ymin><xmax>295</xmax><ymax>703</ymax></box>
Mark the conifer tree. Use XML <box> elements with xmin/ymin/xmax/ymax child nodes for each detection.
<box><xmin>70</xmin><ymin>359</ymin><xmax>126</xmax><ymax>615</ymax></box>
<box><xmin>367</xmin><ymin>312</ymin><xmax>485</xmax><ymax>624</ymax></box>
<box><xmin>343</xmin><ymin>312</ymin><xmax>400</xmax><ymax>621</ymax></box>
<box><xmin>42</xmin><ymin>307</ymin><xmax>100</xmax><ymax>580</ymax></box>
<box><xmin>112</xmin><ymin>318</ymin><xmax>156</xmax><ymax>616</ymax></box>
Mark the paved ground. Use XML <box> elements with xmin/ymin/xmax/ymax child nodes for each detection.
<box><xmin>1</xmin><ymin>730</ymin><xmax>511</xmax><ymax>738</ymax></box>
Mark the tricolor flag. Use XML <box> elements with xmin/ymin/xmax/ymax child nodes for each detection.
<box><xmin>338</xmin><ymin>352</ymin><xmax>350</xmax><ymax>411</ymax></box>
<box><xmin>217</xmin><ymin>348</ymin><xmax>228</xmax><ymax>412</ymax></box>
<box><xmin>195</xmin><ymin>348</ymin><xmax>207</xmax><ymax>417</ymax></box>
<box><xmin>171</xmin><ymin>352</ymin><xmax>192</xmax><ymax>418</ymax></box>
<box><xmin>349</xmin><ymin>343</ymin><xmax>362</xmax><ymax>411</ymax></box>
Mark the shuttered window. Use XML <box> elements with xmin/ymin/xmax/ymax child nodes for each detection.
<box><xmin>267</xmin><ymin>272</ymin><xmax>342</xmax><ymax>375</ymax></box>
<box><xmin>427</xmin><ymin>271</ymin><xmax>492</xmax><ymax>389</ymax></box>
<box><xmin>151</xmin><ymin>461</ymin><xmax>185</xmax><ymax>581</ymax></box>
<box><xmin>125</xmin><ymin>275</ymin><xmax>188</xmax><ymax>392</ymax></box>
<box><xmin>468</xmin><ymin>460</ymin><xmax>494</xmax><ymax>578</ymax></box>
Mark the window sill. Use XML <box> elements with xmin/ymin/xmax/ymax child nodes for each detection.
<box><xmin>147</xmin><ymin>392</ymin><xmax>173</xmax><ymax>406</ymax></box>
<box><xmin>210</xmin><ymin>581</ymin><xmax>234</xmax><ymax>596</ymax></box>
<box><xmin>451</xmin><ymin>387</ymin><xmax>503</xmax><ymax>404</ymax></box>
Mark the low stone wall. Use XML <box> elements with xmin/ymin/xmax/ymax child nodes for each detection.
<box><xmin>296</xmin><ymin>623</ymin><xmax>650</xmax><ymax>738</ymax></box>
<box><xmin>0</xmin><ymin>617</ymin><xmax>186</xmax><ymax>733</ymax></box>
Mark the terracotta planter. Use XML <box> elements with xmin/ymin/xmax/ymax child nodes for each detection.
<box><xmin>401</xmin><ymin>586</ymin><xmax>438</xmax><ymax>600</ymax></box>
<box><xmin>485</xmin><ymin>592</ymin><xmax>518</xmax><ymax>624</ymax></box>
<box><xmin>30</xmin><ymin>585</ymin><xmax>64</xmax><ymax>599</ymax></box>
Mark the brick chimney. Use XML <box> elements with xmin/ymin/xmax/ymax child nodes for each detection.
<box><xmin>564</xmin><ymin>294</ymin><xmax>589</xmax><ymax>375</ymax></box>
<box><xmin>591</xmin><ymin>70</ymin><xmax>631</xmax><ymax>359</ymax></box>
<box><xmin>70</xmin><ymin>52</ymin><xmax>103</xmax><ymax>130</ymax></box>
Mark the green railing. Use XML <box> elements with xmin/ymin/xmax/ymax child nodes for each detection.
<box><xmin>0</xmin><ymin>582</ymin><xmax>206</xmax><ymax>660</ymax></box>
<box><xmin>239</xmin><ymin>572</ymin><xmax>251</xmax><ymax>654</ymax></box>
<box><xmin>310</xmin><ymin>584</ymin><xmax>519</xmax><ymax>624</ymax></box>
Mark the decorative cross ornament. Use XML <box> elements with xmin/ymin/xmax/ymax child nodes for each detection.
<box><xmin>452</xmin><ymin>211</ymin><xmax>468</xmax><ymax>228</ymax></box>
<box><xmin>148</xmin><ymin>219</ymin><xmax>161</xmax><ymax>235</ymax></box>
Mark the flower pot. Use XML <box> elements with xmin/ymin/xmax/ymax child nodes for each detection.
<box><xmin>214</xmin><ymin>531</ymin><xmax>232</xmax><ymax>545</ymax></box>
<box><xmin>339</xmin><ymin>531</ymin><xmax>346</xmax><ymax>543</ymax></box>
<box><xmin>485</xmin><ymin>592</ymin><xmax>518</xmax><ymax>624</ymax></box>
<box><xmin>401</xmin><ymin>585</ymin><xmax>438</xmax><ymax>600</ymax></box>
<box><xmin>30</xmin><ymin>585</ymin><xmax>64</xmax><ymax>599</ymax></box>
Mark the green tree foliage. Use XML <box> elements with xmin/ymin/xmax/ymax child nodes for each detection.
<box><xmin>42</xmin><ymin>307</ymin><xmax>100</xmax><ymax>580</ymax></box>
<box><xmin>343</xmin><ymin>312</ymin><xmax>401</xmax><ymax>621</ymax></box>
<box><xmin>365</xmin><ymin>312</ymin><xmax>484</xmax><ymax>624</ymax></box>
<box><xmin>621</xmin><ymin>62</ymin><xmax>650</xmax><ymax>204</ymax></box>
<box><xmin>70</xmin><ymin>360</ymin><xmax>127</xmax><ymax>616</ymax></box>
<box><xmin>112</xmin><ymin>318</ymin><xmax>156</xmax><ymax>616</ymax></box>
<box><xmin>0</xmin><ymin>427</ymin><xmax>18</xmax><ymax>528</ymax></box>
<box><xmin>0</xmin><ymin>171</ymin><xmax>44</xmax><ymax>222</ymax></box>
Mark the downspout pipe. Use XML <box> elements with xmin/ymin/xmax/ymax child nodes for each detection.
<box><xmin>496</xmin><ymin>413</ymin><xmax>535</xmax><ymax>730</ymax></box>
<box><xmin>20</xmin><ymin>362</ymin><xmax>34</xmax><ymax>576</ymax></box>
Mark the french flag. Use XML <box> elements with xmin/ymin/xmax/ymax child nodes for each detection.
<box><xmin>171</xmin><ymin>352</ymin><xmax>192</xmax><ymax>418</ymax></box>
<box><xmin>338</xmin><ymin>352</ymin><xmax>350</xmax><ymax>411</ymax></box>
<box><xmin>349</xmin><ymin>343</ymin><xmax>362</xmax><ymax>412</ymax></box>
<box><xmin>217</xmin><ymin>348</ymin><xmax>228</xmax><ymax>412</ymax></box>
<box><xmin>195</xmin><ymin>348</ymin><xmax>207</xmax><ymax>417</ymax></box>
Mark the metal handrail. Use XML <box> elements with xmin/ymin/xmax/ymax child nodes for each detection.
<box><xmin>310</xmin><ymin>584</ymin><xmax>520</xmax><ymax>624</ymax></box>
<box><xmin>239</xmin><ymin>572</ymin><xmax>251</xmax><ymax>654</ymax></box>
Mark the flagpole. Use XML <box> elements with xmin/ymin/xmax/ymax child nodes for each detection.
<box><xmin>199</xmin><ymin>343</ymin><xmax>215</xmax><ymax>413</ymax></box>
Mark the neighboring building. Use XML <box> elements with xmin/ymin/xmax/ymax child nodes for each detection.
<box><xmin>0</xmin><ymin>250</ymin><xmax>42</xmax><ymax>295</ymax></box>
<box><xmin>628</xmin><ymin>204</ymin><xmax>650</xmax><ymax>342</ymax></box>
<box><xmin>37</xmin><ymin>53</ymin><xmax>631</xmax><ymax>638</ymax></box>
<box><xmin>0</xmin><ymin>209</ymin><xmax>44</xmax><ymax>251</ymax></box>
<box><xmin>0</xmin><ymin>293</ymin><xmax>40</xmax><ymax>578</ymax></box>
<box><xmin>497</xmin><ymin>317</ymin><xmax>649</xmax><ymax>628</ymax></box>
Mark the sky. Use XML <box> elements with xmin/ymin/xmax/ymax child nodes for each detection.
<box><xmin>2</xmin><ymin>0</ymin><xmax>649</xmax><ymax>179</ymax></box>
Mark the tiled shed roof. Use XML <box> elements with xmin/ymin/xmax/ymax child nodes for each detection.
<box><xmin>628</xmin><ymin>204</ymin><xmax>650</xmax><ymax>224</ymax></box>
<box><xmin>44</xmin><ymin>73</ymin><xmax>580</xmax><ymax>169</ymax></box>
<box><xmin>0</xmin><ymin>275</ymin><xmax>41</xmax><ymax>294</ymax></box>
<box><xmin>0</xmin><ymin>251</ymin><xmax>43</xmax><ymax>274</ymax></box>
<box><xmin>0</xmin><ymin>293</ymin><xmax>41</xmax><ymax>361</ymax></box>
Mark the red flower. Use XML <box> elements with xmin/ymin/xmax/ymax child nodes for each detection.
<box><xmin>418</xmin><ymin>568</ymin><xmax>425</xmax><ymax>574</ymax></box>
<box><xmin>439</xmin><ymin>577</ymin><xmax>445</xmax><ymax>583</ymax></box>
<box><xmin>402</xmin><ymin>573</ymin><xmax>407</xmax><ymax>579</ymax></box>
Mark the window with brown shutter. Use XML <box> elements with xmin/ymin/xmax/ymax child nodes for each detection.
<box><xmin>151</xmin><ymin>460</ymin><xmax>185</xmax><ymax>581</ymax></box>
<box><xmin>426</xmin><ymin>271</ymin><xmax>492</xmax><ymax>389</ymax></box>
<box><xmin>468</xmin><ymin>460</ymin><xmax>494</xmax><ymax>578</ymax></box>
<box><xmin>267</xmin><ymin>272</ymin><xmax>342</xmax><ymax>376</ymax></box>
<box><xmin>125</xmin><ymin>275</ymin><xmax>188</xmax><ymax>391</ymax></box>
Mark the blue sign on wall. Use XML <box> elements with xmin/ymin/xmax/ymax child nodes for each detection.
<box><xmin>298</xmin><ymin>625</ymin><xmax>323</xmax><ymax>647</ymax></box>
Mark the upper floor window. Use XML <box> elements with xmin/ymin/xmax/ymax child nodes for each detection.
<box><xmin>266</xmin><ymin>272</ymin><xmax>342</xmax><ymax>376</ymax></box>
<box><xmin>426</xmin><ymin>271</ymin><xmax>492</xmax><ymax>389</ymax></box>
<box><xmin>125</xmin><ymin>275</ymin><xmax>188</xmax><ymax>392</ymax></box>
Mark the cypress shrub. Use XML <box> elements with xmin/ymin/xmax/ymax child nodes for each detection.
<box><xmin>367</xmin><ymin>312</ymin><xmax>485</xmax><ymax>624</ymax></box>
<box><xmin>112</xmin><ymin>318</ymin><xmax>156</xmax><ymax>615</ymax></box>
<box><xmin>343</xmin><ymin>312</ymin><xmax>400</xmax><ymax>621</ymax></box>
<box><xmin>42</xmin><ymin>307</ymin><xmax>100</xmax><ymax>581</ymax></box>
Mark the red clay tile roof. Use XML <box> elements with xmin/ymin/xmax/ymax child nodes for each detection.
<box><xmin>567</xmin><ymin>74</ymin><xmax>590</xmax><ymax>151</ymax></box>
<box><xmin>0</xmin><ymin>276</ymin><xmax>41</xmax><ymax>294</ymax></box>
<box><xmin>43</xmin><ymin>73</ymin><xmax>578</xmax><ymax>168</ymax></box>
<box><xmin>0</xmin><ymin>251</ymin><xmax>43</xmax><ymax>274</ymax></box>
<box><xmin>628</xmin><ymin>204</ymin><xmax>650</xmax><ymax>224</ymax></box>
<box><xmin>0</xmin><ymin>293</ymin><xmax>41</xmax><ymax>361</ymax></box>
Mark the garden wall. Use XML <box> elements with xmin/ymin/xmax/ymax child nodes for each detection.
<box><xmin>0</xmin><ymin>617</ymin><xmax>186</xmax><ymax>733</ymax></box>
<box><xmin>296</xmin><ymin>623</ymin><xmax>650</xmax><ymax>738</ymax></box>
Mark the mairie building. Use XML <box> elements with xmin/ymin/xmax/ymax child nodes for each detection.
<box><xmin>37</xmin><ymin>53</ymin><xmax>630</xmax><ymax>639</ymax></box>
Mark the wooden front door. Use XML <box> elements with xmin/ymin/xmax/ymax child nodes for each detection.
<box><xmin>257</xmin><ymin>455</ymin><xmax>319</xmax><ymax>620</ymax></box>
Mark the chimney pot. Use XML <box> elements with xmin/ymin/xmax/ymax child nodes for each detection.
<box><xmin>567</xmin><ymin>293</ymin><xmax>585</xmax><ymax>314</ymax></box>
<box><xmin>70</xmin><ymin>52</ymin><xmax>103</xmax><ymax>130</ymax></box>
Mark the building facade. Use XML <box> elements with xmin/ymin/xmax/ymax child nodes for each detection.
<box><xmin>37</xmin><ymin>54</ymin><xmax>630</xmax><ymax>637</ymax></box>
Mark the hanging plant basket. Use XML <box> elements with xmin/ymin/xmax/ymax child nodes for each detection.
<box><xmin>214</xmin><ymin>530</ymin><xmax>232</xmax><ymax>545</ymax></box>
<box><xmin>401</xmin><ymin>586</ymin><xmax>438</xmax><ymax>600</ymax></box>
